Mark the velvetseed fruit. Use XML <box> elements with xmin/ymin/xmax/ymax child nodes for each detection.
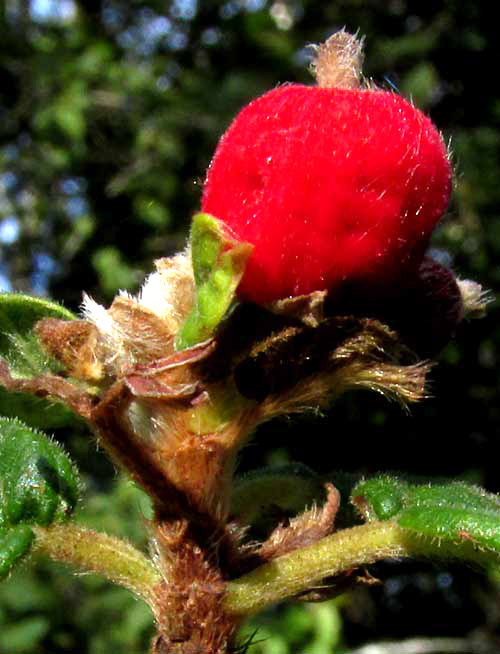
<box><xmin>202</xmin><ymin>33</ymin><xmax>452</xmax><ymax>305</ymax></box>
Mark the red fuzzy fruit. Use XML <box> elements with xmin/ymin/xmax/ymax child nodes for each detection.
<box><xmin>202</xmin><ymin>84</ymin><xmax>452</xmax><ymax>304</ymax></box>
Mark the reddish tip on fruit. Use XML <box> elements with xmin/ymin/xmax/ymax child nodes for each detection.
<box><xmin>202</xmin><ymin>80</ymin><xmax>452</xmax><ymax>305</ymax></box>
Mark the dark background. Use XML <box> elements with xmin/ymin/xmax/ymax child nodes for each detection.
<box><xmin>1</xmin><ymin>1</ymin><xmax>499</xmax><ymax>652</ymax></box>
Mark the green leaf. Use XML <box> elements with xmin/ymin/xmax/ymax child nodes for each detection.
<box><xmin>0</xmin><ymin>527</ymin><xmax>35</xmax><ymax>580</ymax></box>
<box><xmin>0</xmin><ymin>293</ymin><xmax>77</xmax><ymax>428</ymax></box>
<box><xmin>0</xmin><ymin>417</ymin><xmax>80</xmax><ymax>579</ymax></box>
<box><xmin>0</xmin><ymin>293</ymin><xmax>75</xmax><ymax>374</ymax></box>
<box><xmin>176</xmin><ymin>213</ymin><xmax>253</xmax><ymax>350</ymax></box>
<box><xmin>238</xmin><ymin>599</ymin><xmax>342</xmax><ymax>654</ymax></box>
<box><xmin>231</xmin><ymin>464</ymin><xmax>325</xmax><ymax>534</ymax></box>
<box><xmin>351</xmin><ymin>475</ymin><xmax>500</xmax><ymax>559</ymax></box>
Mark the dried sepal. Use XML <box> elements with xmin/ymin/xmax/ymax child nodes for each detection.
<box><xmin>136</xmin><ymin>250</ymin><xmax>195</xmax><ymax>332</ymax></box>
<box><xmin>243</xmin><ymin>316</ymin><xmax>429</xmax><ymax>420</ymax></box>
<box><xmin>310</xmin><ymin>29</ymin><xmax>365</xmax><ymax>90</ymax></box>
<box><xmin>36</xmin><ymin>318</ymin><xmax>103</xmax><ymax>382</ymax></box>
<box><xmin>255</xmin><ymin>483</ymin><xmax>340</xmax><ymax>562</ymax></box>
<box><xmin>226</xmin><ymin>314</ymin><xmax>413</xmax><ymax>403</ymax></box>
<box><xmin>109</xmin><ymin>297</ymin><xmax>177</xmax><ymax>365</ymax></box>
<box><xmin>124</xmin><ymin>340</ymin><xmax>215</xmax><ymax>401</ymax></box>
<box><xmin>80</xmin><ymin>295</ymin><xmax>174</xmax><ymax>376</ymax></box>
<box><xmin>328</xmin><ymin>317</ymin><xmax>406</xmax><ymax>360</ymax></box>
<box><xmin>81</xmin><ymin>250</ymin><xmax>195</xmax><ymax>377</ymax></box>
<box><xmin>268</xmin><ymin>290</ymin><xmax>327</xmax><ymax>327</ymax></box>
<box><xmin>261</xmin><ymin>360</ymin><xmax>429</xmax><ymax>421</ymax></box>
<box><xmin>457</xmin><ymin>278</ymin><xmax>492</xmax><ymax>319</ymax></box>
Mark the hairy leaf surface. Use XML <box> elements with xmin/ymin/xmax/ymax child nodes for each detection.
<box><xmin>0</xmin><ymin>417</ymin><xmax>80</xmax><ymax>579</ymax></box>
<box><xmin>0</xmin><ymin>293</ymin><xmax>77</xmax><ymax>428</ymax></box>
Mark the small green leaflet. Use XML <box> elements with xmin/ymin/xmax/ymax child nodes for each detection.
<box><xmin>0</xmin><ymin>293</ymin><xmax>77</xmax><ymax>428</ymax></box>
<box><xmin>351</xmin><ymin>474</ymin><xmax>500</xmax><ymax>564</ymax></box>
<box><xmin>0</xmin><ymin>416</ymin><xmax>80</xmax><ymax>579</ymax></box>
<box><xmin>176</xmin><ymin>213</ymin><xmax>253</xmax><ymax>350</ymax></box>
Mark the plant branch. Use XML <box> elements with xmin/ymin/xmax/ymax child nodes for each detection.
<box><xmin>224</xmin><ymin>520</ymin><xmax>496</xmax><ymax>616</ymax></box>
<box><xmin>33</xmin><ymin>523</ymin><xmax>160</xmax><ymax>605</ymax></box>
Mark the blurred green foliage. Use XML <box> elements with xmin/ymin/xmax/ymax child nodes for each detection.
<box><xmin>0</xmin><ymin>477</ymin><xmax>154</xmax><ymax>653</ymax></box>
<box><xmin>1</xmin><ymin>1</ymin><xmax>499</xmax><ymax>652</ymax></box>
<box><xmin>239</xmin><ymin>600</ymin><xmax>343</xmax><ymax>654</ymax></box>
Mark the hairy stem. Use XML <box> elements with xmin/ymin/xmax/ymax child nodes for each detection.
<box><xmin>33</xmin><ymin>523</ymin><xmax>160</xmax><ymax>605</ymax></box>
<box><xmin>224</xmin><ymin>521</ymin><xmax>492</xmax><ymax>616</ymax></box>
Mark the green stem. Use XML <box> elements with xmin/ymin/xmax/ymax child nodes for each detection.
<box><xmin>224</xmin><ymin>521</ymin><xmax>492</xmax><ymax>616</ymax></box>
<box><xmin>33</xmin><ymin>523</ymin><xmax>161</xmax><ymax>605</ymax></box>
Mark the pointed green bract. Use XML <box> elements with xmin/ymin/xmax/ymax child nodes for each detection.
<box><xmin>0</xmin><ymin>417</ymin><xmax>80</xmax><ymax>579</ymax></box>
<box><xmin>351</xmin><ymin>475</ymin><xmax>500</xmax><ymax>560</ymax></box>
<box><xmin>0</xmin><ymin>293</ymin><xmax>78</xmax><ymax>428</ymax></box>
<box><xmin>176</xmin><ymin>213</ymin><xmax>253</xmax><ymax>350</ymax></box>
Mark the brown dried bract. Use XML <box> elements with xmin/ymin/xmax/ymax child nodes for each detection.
<box><xmin>36</xmin><ymin>318</ymin><xmax>103</xmax><ymax>382</ymax></box>
<box><xmin>268</xmin><ymin>289</ymin><xmax>327</xmax><ymax>327</ymax></box>
<box><xmin>255</xmin><ymin>483</ymin><xmax>340</xmax><ymax>561</ymax></box>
